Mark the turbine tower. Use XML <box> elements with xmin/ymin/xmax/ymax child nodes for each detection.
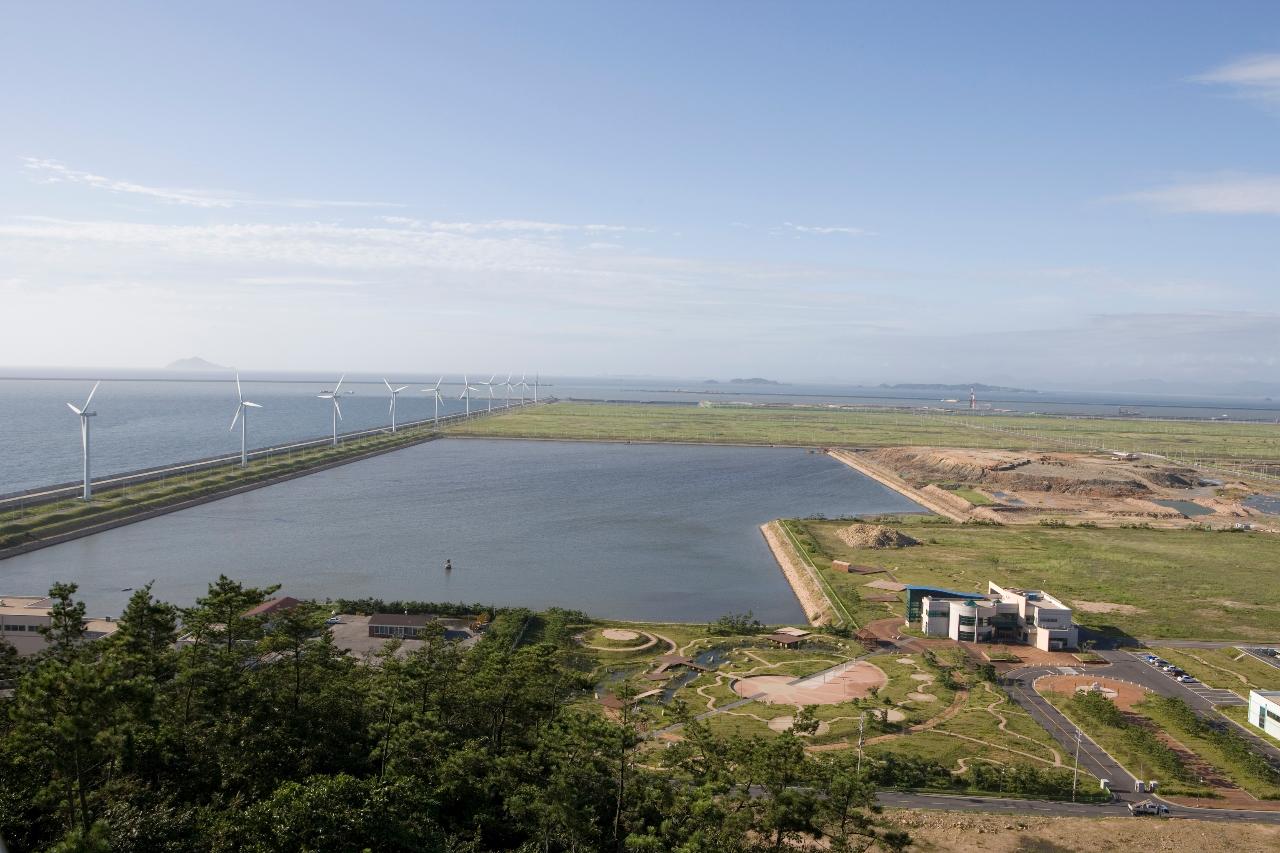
<box><xmin>480</xmin><ymin>374</ymin><xmax>496</xmax><ymax>412</ymax></box>
<box><xmin>384</xmin><ymin>378</ymin><xmax>408</xmax><ymax>433</ymax></box>
<box><xmin>229</xmin><ymin>371</ymin><xmax>263</xmax><ymax>467</ymax></box>
<box><xmin>66</xmin><ymin>381</ymin><xmax>101</xmax><ymax>500</ymax></box>
<box><xmin>421</xmin><ymin>377</ymin><xmax>446</xmax><ymax>424</ymax></box>
<box><xmin>316</xmin><ymin>374</ymin><xmax>345</xmax><ymax>446</ymax></box>
<box><xmin>459</xmin><ymin>375</ymin><xmax>480</xmax><ymax>417</ymax></box>
<box><xmin>503</xmin><ymin>373</ymin><xmax>513</xmax><ymax>408</ymax></box>
<box><xmin>533</xmin><ymin>373</ymin><xmax>540</xmax><ymax>403</ymax></box>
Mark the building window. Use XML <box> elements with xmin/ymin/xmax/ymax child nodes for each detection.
<box><xmin>958</xmin><ymin>630</ymin><xmax>975</xmax><ymax>641</ymax></box>
<box><xmin>958</xmin><ymin>616</ymin><xmax>976</xmax><ymax>626</ymax></box>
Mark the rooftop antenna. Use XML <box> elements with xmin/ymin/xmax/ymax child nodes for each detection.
<box><xmin>459</xmin><ymin>375</ymin><xmax>480</xmax><ymax>417</ymax></box>
<box><xmin>384</xmin><ymin>378</ymin><xmax>408</xmax><ymax>433</ymax></box>
<box><xmin>422</xmin><ymin>377</ymin><xmax>445</xmax><ymax>425</ymax></box>
<box><xmin>316</xmin><ymin>374</ymin><xmax>345</xmax><ymax>446</ymax></box>
<box><xmin>229</xmin><ymin>371</ymin><xmax>263</xmax><ymax>467</ymax></box>
<box><xmin>66</xmin><ymin>381</ymin><xmax>101</xmax><ymax>500</ymax></box>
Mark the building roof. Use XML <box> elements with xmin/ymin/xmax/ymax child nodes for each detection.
<box><xmin>774</xmin><ymin>626</ymin><xmax>811</xmax><ymax>637</ymax></box>
<box><xmin>765</xmin><ymin>632</ymin><xmax>805</xmax><ymax>645</ymax></box>
<box><xmin>243</xmin><ymin>596</ymin><xmax>303</xmax><ymax>618</ymax></box>
<box><xmin>370</xmin><ymin>613</ymin><xmax>435</xmax><ymax>627</ymax></box>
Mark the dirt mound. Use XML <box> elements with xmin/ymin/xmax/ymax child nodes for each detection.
<box><xmin>837</xmin><ymin>523</ymin><xmax>919</xmax><ymax>549</ymax></box>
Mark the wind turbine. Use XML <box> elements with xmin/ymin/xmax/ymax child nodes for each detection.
<box><xmin>516</xmin><ymin>373</ymin><xmax>528</xmax><ymax>405</ymax></box>
<box><xmin>66</xmin><ymin>381</ymin><xmax>100</xmax><ymax>500</ymax></box>
<box><xmin>421</xmin><ymin>377</ymin><xmax>446</xmax><ymax>425</ymax></box>
<box><xmin>229</xmin><ymin>371</ymin><xmax>263</xmax><ymax>467</ymax></box>
<box><xmin>480</xmin><ymin>374</ymin><xmax>496</xmax><ymax>412</ymax></box>
<box><xmin>533</xmin><ymin>373</ymin><xmax>540</xmax><ymax>403</ymax></box>
<box><xmin>458</xmin><ymin>375</ymin><xmax>480</xmax><ymax>417</ymax></box>
<box><xmin>317</xmin><ymin>374</ymin><xmax>345</xmax><ymax>446</ymax></box>
<box><xmin>503</xmin><ymin>373</ymin><xmax>513</xmax><ymax>408</ymax></box>
<box><xmin>384</xmin><ymin>378</ymin><xmax>408</xmax><ymax>433</ymax></box>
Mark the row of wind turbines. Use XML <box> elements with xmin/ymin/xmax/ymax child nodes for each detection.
<box><xmin>66</xmin><ymin>372</ymin><xmax>541</xmax><ymax>501</ymax></box>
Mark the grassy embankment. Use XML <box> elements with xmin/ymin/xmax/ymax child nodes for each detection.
<box><xmin>449</xmin><ymin>401</ymin><xmax>1280</xmax><ymax>470</ymax></box>
<box><xmin>784</xmin><ymin>515</ymin><xmax>1280</xmax><ymax>641</ymax></box>
<box><xmin>0</xmin><ymin>426</ymin><xmax>447</xmax><ymax>551</ymax></box>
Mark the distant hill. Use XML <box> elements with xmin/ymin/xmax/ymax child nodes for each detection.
<box><xmin>166</xmin><ymin>356</ymin><xmax>228</xmax><ymax>371</ymax></box>
<box><xmin>879</xmin><ymin>382</ymin><xmax>1037</xmax><ymax>394</ymax></box>
<box><xmin>704</xmin><ymin>377</ymin><xmax>785</xmax><ymax>386</ymax></box>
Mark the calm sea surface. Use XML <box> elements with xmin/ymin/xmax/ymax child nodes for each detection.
<box><xmin>0</xmin><ymin>439</ymin><xmax>923</xmax><ymax>621</ymax></box>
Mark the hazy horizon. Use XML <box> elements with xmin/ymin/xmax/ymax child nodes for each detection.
<box><xmin>3</xmin><ymin>3</ymin><xmax>1278</xmax><ymax>388</ymax></box>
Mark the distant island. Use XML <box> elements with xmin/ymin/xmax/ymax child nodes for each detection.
<box><xmin>704</xmin><ymin>377</ymin><xmax>786</xmax><ymax>385</ymax></box>
<box><xmin>879</xmin><ymin>382</ymin><xmax>1037</xmax><ymax>394</ymax></box>
<box><xmin>166</xmin><ymin>356</ymin><xmax>229</xmax><ymax>371</ymax></box>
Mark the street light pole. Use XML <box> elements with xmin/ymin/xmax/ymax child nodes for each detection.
<box><xmin>1072</xmin><ymin>730</ymin><xmax>1082</xmax><ymax>802</ymax></box>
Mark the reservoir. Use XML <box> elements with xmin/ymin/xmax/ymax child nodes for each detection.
<box><xmin>0</xmin><ymin>439</ymin><xmax>923</xmax><ymax>622</ymax></box>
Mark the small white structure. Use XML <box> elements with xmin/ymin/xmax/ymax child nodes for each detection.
<box><xmin>0</xmin><ymin>595</ymin><xmax>118</xmax><ymax>656</ymax></box>
<box><xmin>918</xmin><ymin>582</ymin><xmax>1078</xmax><ymax>651</ymax></box>
<box><xmin>1248</xmin><ymin>690</ymin><xmax>1280</xmax><ymax>741</ymax></box>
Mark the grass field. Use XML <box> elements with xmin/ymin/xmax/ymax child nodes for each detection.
<box><xmin>449</xmin><ymin>401</ymin><xmax>1280</xmax><ymax>470</ymax></box>
<box><xmin>789</xmin><ymin>515</ymin><xmax>1280</xmax><ymax>641</ymax></box>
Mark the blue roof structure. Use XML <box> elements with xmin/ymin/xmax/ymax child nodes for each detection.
<box><xmin>904</xmin><ymin>585</ymin><xmax>985</xmax><ymax>621</ymax></box>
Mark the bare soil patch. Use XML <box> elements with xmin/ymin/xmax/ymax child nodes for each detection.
<box><xmin>836</xmin><ymin>523</ymin><xmax>919</xmax><ymax>549</ymax></box>
<box><xmin>1072</xmin><ymin>600</ymin><xmax>1147</xmax><ymax>615</ymax></box>
<box><xmin>733</xmin><ymin>661</ymin><xmax>888</xmax><ymax>704</ymax></box>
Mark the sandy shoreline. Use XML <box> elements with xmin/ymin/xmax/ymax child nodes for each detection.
<box><xmin>759</xmin><ymin>521</ymin><xmax>834</xmax><ymax>626</ymax></box>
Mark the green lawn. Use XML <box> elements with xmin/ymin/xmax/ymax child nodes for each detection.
<box><xmin>790</xmin><ymin>515</ymin><xmax>1280</xmax><ymax>641</ymax></box>
<box><xmin>449</xmin><ymin>401</ymin><xmax>1280</xmax><ymax>468</ymax></box>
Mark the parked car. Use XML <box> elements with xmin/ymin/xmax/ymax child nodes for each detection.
<box><xmin>324</xmin><ymin>616</ymin><xmax>342</xmax><ymax>625</ymax></box>
<box><xmin>1160</xmin><ymin>664</ymin><xmax>1176</xmax><ymax>672</ymax></box>
<box><xmin>1128</xmin><ymin>800</ymin><xmax>1169</xmax><ymax>816</ymax></box>
<box><xmin>1176</xmin><ymin>674</ymin><xmax>1197</xmax><ymax>683</ymax></box>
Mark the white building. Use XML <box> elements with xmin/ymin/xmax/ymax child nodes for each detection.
<box><xmin>1248</xmin><ymin>691</ymin><xmax>1280</xmax><ymax>741</ymax></box>
<box><xmin>0</xmin><ymin>595</ymin><xmax>119</xmax><ymax>656</ymax></box>
<box><xmin>918</xmin><ymin>582</ymin><xmax>1078</xmax><ymax>651</ymax></box>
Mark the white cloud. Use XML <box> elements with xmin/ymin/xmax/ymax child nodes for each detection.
<box><xmin>780</xmin><ymin>222</ymin><xmax>869</xmax><ymax>236</ymax></box>
<box><xmin>22</xmin><ymin>158</ymin><xmax>400</xmax><ymax>209</ymax></box>
<box><xmin>1194</xmin><ymin>53</ymin><xmax>1280</xmax><ymax>104</ymax></box>
<box><xmin>1122</xmin><ymin>174</ymin><xmax>1280</xmax><ymax>215</ymax></box>
<box><xmin>380</xmin><ymin>215</ymin><xmax>636</xmax><ymax>234</ymax></box>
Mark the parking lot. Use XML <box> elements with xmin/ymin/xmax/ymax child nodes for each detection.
<box><xmin>1125</xmin><ymin>651</ymin><xmax>1246</xmax><ymax>706</ymax></box>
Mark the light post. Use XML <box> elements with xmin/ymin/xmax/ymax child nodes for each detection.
<box><xmin>857</xmin><ymin>712</ymin><xmax>866</xmax><ymax>775</ymax></box>
<box><xmin>1072</xmin><ymin>730</ymin><xmax>1082</xmax><ymax>802</ymax></box>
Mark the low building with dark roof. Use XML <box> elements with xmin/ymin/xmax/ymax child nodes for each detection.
<box><xmin>368</xmin><ymin>613</ymin><xmax>436</xmax><ymax>639</ymax></box>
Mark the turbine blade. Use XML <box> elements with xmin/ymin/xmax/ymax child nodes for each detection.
<box><xmin>434</xmin><ymin>376</ymin><xmax>443</xmax><ymax>390</ymax></box>
<box><xmin>389</xmin><ymin>398</ymin><xmax>395</xmax><ymax>414</ymax></box>
<box><xmin>317</xmin><ymin>393</ymin><xmax>334</xmax><ymax>399</ymax></box>
<box><xmin>83</xmin><ymin>380</ymin><xmax>101</xmax><ymax>410</ymax></box>
<box><xmin>235</xmin><ymin>371</ymin><xmax>243</xmax><ymax>401</ymax></box>
<box><xmin>384</xmin><ymin>378</ymin><xmax>393</xmax><ymax>392</ymax></box>
<box><xmin>394</xmin><ymin>385</ymin><xmax>408</xmax><ymax>392</ymax></box>
<box><xmin>230</xmin><ymin>405</ymin><xmax>241</xmax><ymax>431</ymax></box>
<box><xmin>334</xmin><ymin>398</ymin><xmax>343</xmax><ymax>418</ymax></box>
<box><xmin>334</xmin><ymin>374</ymin><xmax>345</xmax><ymax>395</ymax></box>
<box><xmin>67</xmin><ymin>402</ymin><xmax>83</xmax><ymax>415</ymax></box>
<box><xmin>244</xmin><ymin>401</ymin><xmax>262</xmax><ymax>408</ymax></box>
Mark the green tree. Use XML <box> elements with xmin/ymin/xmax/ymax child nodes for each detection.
<box><xmin>40</xmin><ymin>581</ymin><xmax>88</xmax><ymax>660</ymax></box>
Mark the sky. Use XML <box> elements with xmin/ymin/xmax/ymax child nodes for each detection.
<box><xmin>1</xmin><ymin>2</ymin><xmax>1277</xmax><ymax>389</ymax></box>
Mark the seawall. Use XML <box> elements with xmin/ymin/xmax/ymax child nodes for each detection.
<box><xmin>759</xmin><ymin>520</ymin><xmax>835</xmax><ymax>627</ymax></box>
<box><xmin>825</xmin><ymin>448</ymin><xmax>970</xmax><ymax>523</ymax></box>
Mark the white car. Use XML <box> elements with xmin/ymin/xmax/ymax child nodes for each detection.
<box><xmin>1176</xmin><ymin>674</ymin><xmax>1196</xmax><ymax>683</ymax></box>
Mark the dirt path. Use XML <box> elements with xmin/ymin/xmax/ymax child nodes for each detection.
<box><xmin>759</xmin><ymin>521</ymin><xmax>834</xmax><ymax>626</ymax></box>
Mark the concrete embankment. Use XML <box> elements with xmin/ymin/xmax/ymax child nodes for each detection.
<box><xmin>825</xmin><ymin>449</ymin><xmax>971</xmax><ymax>523</ymax></box>
<box><xmin>0</xmin><ymin>432</ymin><xmax>445</xmax><ymax>560</ymax></box>
<box><xmin>759</xmin><ymin>520</ymin><xmax>835</xmax><ymax>627</ymax></box>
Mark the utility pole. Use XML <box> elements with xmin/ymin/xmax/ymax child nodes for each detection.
<box><xmin>1072</xmin><ymin>729</ymin><xmax>1082</xmax><ymax>802</ymax></box>
<box><xmin>857</xmin><ymin>712</ymin><xmax>866</xmax><ymax>775</ymax></box>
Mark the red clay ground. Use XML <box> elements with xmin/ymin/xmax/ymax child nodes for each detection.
<box><xmin>733</xmin><ymin>660</ymin><xmax>888</xmax><ymax>705</ymax></box>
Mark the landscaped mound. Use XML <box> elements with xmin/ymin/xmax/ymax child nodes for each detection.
<box><xmin>837</xmin><ymin>523</ymin><xmax>920</xmax><ymax>549</ymax></box>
